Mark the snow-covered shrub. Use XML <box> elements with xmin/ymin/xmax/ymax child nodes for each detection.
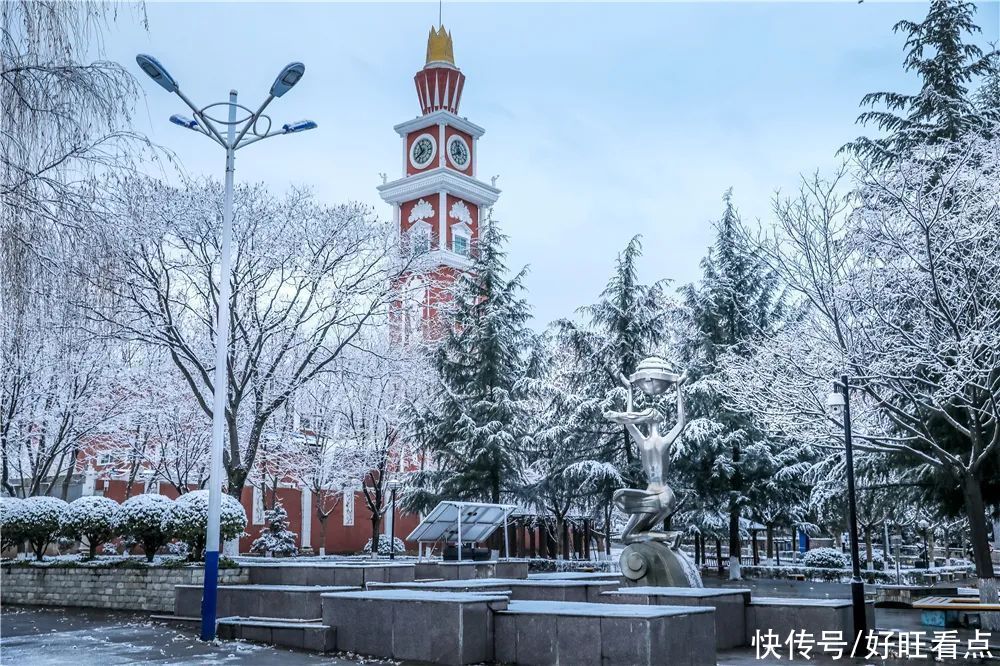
<box><xmin>100</xmin><ymin>542</ymin><xmax>119</xmax><ymax>556</ymax></box>
<box><xmin>163</xmin><ymin>490</ymin><xmax>247</xmax><ymax>561</ymax></box>
<box><xmin>56</xmin><ymin>536</ymin><xmax>76</xmax><ymax>555</ymax></box>
<box><xmin>20</xmin><ymin>496</ymin><xmax>68</xmax><ymax>561</ymax></box>
<box><xmin>870</xmin><ymin>549</ymin><xmax>894</xmax><ymax>571</ymax></box>
<box><xmin>114</xmin><ymin>494</ymin><xmax>174</xmax><ymax>563</ymax></box>
<box><xmin>250</xmin><ymin>502</ymin><xmax>298</xmax><ymax>556</ymax></box>
<box><xmin>803</xmin><ymin>547</ymin><xmax>850</xmax><ymax>569</ymax></box>
<box><xmin>0</xmin><ymin>497</ymin><xmax>25</xmax><ymax>552</ymax></box>
<box><xmin>60</xmin><ymin>496</ymin><xmax>120</xmax><ymax>559</ymax></box>
<box><xmin>363</xmin><ymin>536</ymin><xmax>405</xmax><ymax>556</ymax></box>
<box><xmin>166</xmin><ymin>540</ymin><xmax>189</xmax><ymax>557</ymax></box>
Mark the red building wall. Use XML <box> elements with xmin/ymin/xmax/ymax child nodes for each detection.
<box><xmin>95</xmin><ymin>479</ymin><xmax>419</xmax><ymax>556</ymax></box>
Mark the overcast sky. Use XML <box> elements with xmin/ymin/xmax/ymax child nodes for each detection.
<box><xmin>107</xmin><ymin>1</ymin><xmax>999</xmax><ymax>327</ymax></box>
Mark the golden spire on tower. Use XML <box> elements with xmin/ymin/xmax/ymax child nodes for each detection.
<box><xmin>425</xmin><ymin>24</ymin><xmax>455</xmax><ymax>66</ymax></box>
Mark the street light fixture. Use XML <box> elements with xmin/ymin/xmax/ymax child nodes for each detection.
<box><xmin>135</xmin><ymin>53</ymin><xmax>316</xmax><ymax>642</ymax></box>
<box><xmin>388</xmin><ymin>478</ymin><xmax>402</xmax><ymax>561</ymax></box>
<box><xmin>826</xmin><ymin>375</ymin><xmax>868</xmax><ymax>639</ymax></box>
<box><xmin>918</xmin><ymin>519</ymin><xmax>932</xmax><ymax>569</ymax></box>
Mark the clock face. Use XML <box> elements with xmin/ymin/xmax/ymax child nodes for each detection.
<box><xmin>448</xmin><ymin>136</ymin><xmax>470</xmax><ymax>170</ymax></box>
<box><xmin>409</xmin><ymin>134</ymin><xmax>436</xmax><ymax>169</ymax></box>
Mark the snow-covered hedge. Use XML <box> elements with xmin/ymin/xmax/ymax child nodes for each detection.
<box><xmin>739</xmin><ymin>564</ymin><xmax>893</xmax><ymax>584</ymax></box>
<box><xmin>60</xmin><ymin>496</ymin><xmax>120</xmax><ymax>559</ymax></box>
<box><xmin>114</xmin><ymin>494</ymin><xmax>175</xmax><ymax>563</ymax></box>
<box><xmin>20</xmin><ymin>496</ymin><xmax>68</xmax><ymax>561</ymax></box>
<box><xmin>363</xmin><ymin>536</ymin><xmax>405</xmax><ymax>556</ymax></box>
<box><xmin>1</xmin><ymin>497</ymin><xmax>25</xmax><ymax>552</ymax></box>
<box><xmin>802</xmin><ymin>547</ymin><xmax>850</xmax><ymax>569</ymax></box>
<box><xmin>250</xmin><ymin>503</ymin><xmax>298</xmax><ymax>556</ymax></box>
<box><xmin>163</xmin><ymin>490</ymin><xmax>246</xmax><ymax>560</ymax></box>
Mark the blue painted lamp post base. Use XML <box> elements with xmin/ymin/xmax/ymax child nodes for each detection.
<box><xmin>200</xmin><ymin>550</ymin><xmax>220</xmax><ymax>641</ymax></box>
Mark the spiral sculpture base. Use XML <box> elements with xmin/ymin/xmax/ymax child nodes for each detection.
<box><xmin>619</xmin><ymin>541</ymin><xmax>704</xmax><ymax>588</ymax></box>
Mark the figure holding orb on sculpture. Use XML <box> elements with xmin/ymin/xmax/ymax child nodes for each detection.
<box><xmin>605</xmin><ymin>355</ymin><xmax>702</xmax><ymax>587</ymax></box>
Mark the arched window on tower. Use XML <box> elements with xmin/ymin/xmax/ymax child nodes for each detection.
<box><xmin>407</xmin><ymin>220</ymin><xmax>432</xmax><ymax>258</ymax></box>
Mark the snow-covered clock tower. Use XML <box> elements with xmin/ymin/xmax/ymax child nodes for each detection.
<box><xmin>379</xmin><ymin>24</ymin><xmax>500</xmax><ymax>341</ymax></box>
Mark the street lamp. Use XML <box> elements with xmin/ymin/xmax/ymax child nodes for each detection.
<box><xmin>826</xmin><ymin>375</ymin><xmax>868</xmax><ymax>639</ymax></box>
<box><xmin>136</xmin><ymin>53</ymin><xmax>316</xmax><ymax>642</ymax></box>
<box><xmin>388</xmin><ymin>478</ymin><xmax>402</xmax><ymax>561</ymax></box>
<box><xmin>918</xmin><ymin>519</ymin><xmax>932</xmax><ymax>569</ymax></box>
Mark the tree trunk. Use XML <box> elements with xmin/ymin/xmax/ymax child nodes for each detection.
<box><xmin>318</xmin><ymin>513</ymin><xmax>329</xmax><ymax>557</ymax></box>
<box><xmin>961</xmin><ymin>473</ymin><xmax>999</xmax><ymax>629</ymax></box>
<box><xmin>766</xmin><ymin>524</ymin><xmax>774</xmax><ymax>561</ymax></box>
<box><xmin>751</xmin><ymin>530</ymin><xmax>759</xmax><ymax>566</ymax></box>
<box><xmin>728</xmin><ymin>492</ymin><xmax>741</xmax><ymax>580</ymax></box>
<box><xmin>715</xmin><ymin>537</ymin><xmax>723</xmax><ymax>577</ymax></box>
<box><xmin>370</xmin><ymin>514</ymin><xmax>381</xmax><ymax>558</ymax></box>
<box><xmin>604</xmin><ymin>499</ymin><xmax>612</xmax><ymax>556</ymax></box>
<box><xmin>864</xmin><ymin>525</ymin><xmax>873</xmax><ymax>571</ymax></box>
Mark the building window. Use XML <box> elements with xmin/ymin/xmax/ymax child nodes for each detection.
<box><xmin>97</xmin><ymin>453</ymin><xmax>113</xmax><ymax>466</ymax></box>
<box><xmin>453</xmin><ymin>234</ymin><xmax>469</xmax><ymax>257</ymax></box>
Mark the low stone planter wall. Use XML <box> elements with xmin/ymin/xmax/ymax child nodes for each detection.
<box><xmin>0</xmin><ymin>564</ymin><xmax>249</xmax><ymax>612</ymax></box>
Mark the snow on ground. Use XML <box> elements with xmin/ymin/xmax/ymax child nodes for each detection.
<box><xmin>0</xmin><ymin>606</ymin><xmax>395</xmax><ymax>665</ymax></box>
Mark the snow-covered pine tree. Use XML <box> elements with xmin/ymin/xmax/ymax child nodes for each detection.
<box><xmin>841</xmin><ymin>0</ymin><xmax>996</xmax><ymax>166</ymax></box>
<box><xmin>675</xmin><ymin>191</ymin><xmax>786</xmax><ymax>580</ymax></box>
<box><xmin>407</xmin><ymin>217</ymin><xmax>531</xmax><ymax>510</ymax></box>
<box><xmin>552</xmin><ymin>236</ymin><xmax>671</xmax><ymax>552</ymax></box>
<box><xmin>250</xmin><ymin>502</ymin><xmax>299</xmax><ymax>556</ymax></box>
<box><xmin>519</xmin><ymin>330</ymin><xmax>624</xmax><ymax>558</ymax></box>
<box><xmin>558</xmin><ymin>236</ymin><xmax>670</xmax><ymax>484</ymax></box>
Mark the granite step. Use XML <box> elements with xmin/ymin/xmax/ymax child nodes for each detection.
<box><xmin>216</xmin><ymin>616</ymin><xmax>336</xmax><ymax>653</ymax></box>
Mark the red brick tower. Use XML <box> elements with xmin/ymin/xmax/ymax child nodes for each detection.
<box><xmin>379</xmin><ymin>25</ymin><xmax>500</xmax><ymax>342</ymax></box>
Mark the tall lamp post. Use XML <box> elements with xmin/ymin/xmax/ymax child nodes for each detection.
<box><xmin>918</xmin><ymin>519</ymin><xmax>932</xmax><ymax>569</ymax></box>
<box><xmin>388</xmin><ymin>478</ymin><xmax>401</xmax><ymax>561</ymax></box>
<box><xmin>135</xmin><ymin>54</ymin><xmax>316</xmax><ymax>642</ymax></box>
<box><xmin>826</xmin><ymin>375</ymin><xmax>868</xmax><ymax>638</ymax></box>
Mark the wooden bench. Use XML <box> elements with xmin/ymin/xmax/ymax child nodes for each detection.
<box><xmin>789</xmin><ymin>573</ymin><xmax>807</xmax><ymax>581</ymax></box>
<box><xmin>913</xmin><ymin>596</ymin><xmax>1000</xmax><ymax>628</ymax></box>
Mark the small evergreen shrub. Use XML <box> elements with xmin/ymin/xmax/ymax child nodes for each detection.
<box><xmin>114</xmin><ymin>494</ymin><xmax>175</xmax><ymax>563</ymax></box>
<box><xmin>363</xmin><ymin>536</ymin><xmax>405</xmax><ymax>556</ymax></box>
<box><xmin>20</xmin><ymin>496</ymin><xmax>68</xmax><ymax>561</ymax></box>
<box><xmin>803</xmin><ymin>547</ymin><xmax>850</xmax><ymax>569</ymax></box>
<box><xmin>60</xmin><ymin>496</ymin><xmax>120</xmax><ymax>558</ymax></box>
<box><xmin>250</xmin><ymin>502</ymin><xmax>298</xmax><ymax>556</ymax></box>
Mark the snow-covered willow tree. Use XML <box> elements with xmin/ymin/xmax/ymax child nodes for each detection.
<box><xmin>1</xmin><ymin>1</ymin><xmax>153</xmax><ymax>499</ymax></box>
<box><xmin>406</xmin><ymin>218</ymin><xmax>532</xmax><ymax>511</ymax></box>
<box><xmin>86</xmin><ymin>177</ymin><xmax>409</xmax><ymax>501</ymax></box>
<box><xmin>723</xmin><ymin>132</ymin><xmax>1000</xmax><ymax>621</ymax></box>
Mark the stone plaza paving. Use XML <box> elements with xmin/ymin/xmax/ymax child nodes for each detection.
<box><xmin>4</xmin><ymin>603</ymin><xmax>996</xmax><ymax>665</ymax></box>
<box><xmin>4</xmin><ymin>567</ymin><xmax>1000</xmax><ymax>665</ymax></box>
